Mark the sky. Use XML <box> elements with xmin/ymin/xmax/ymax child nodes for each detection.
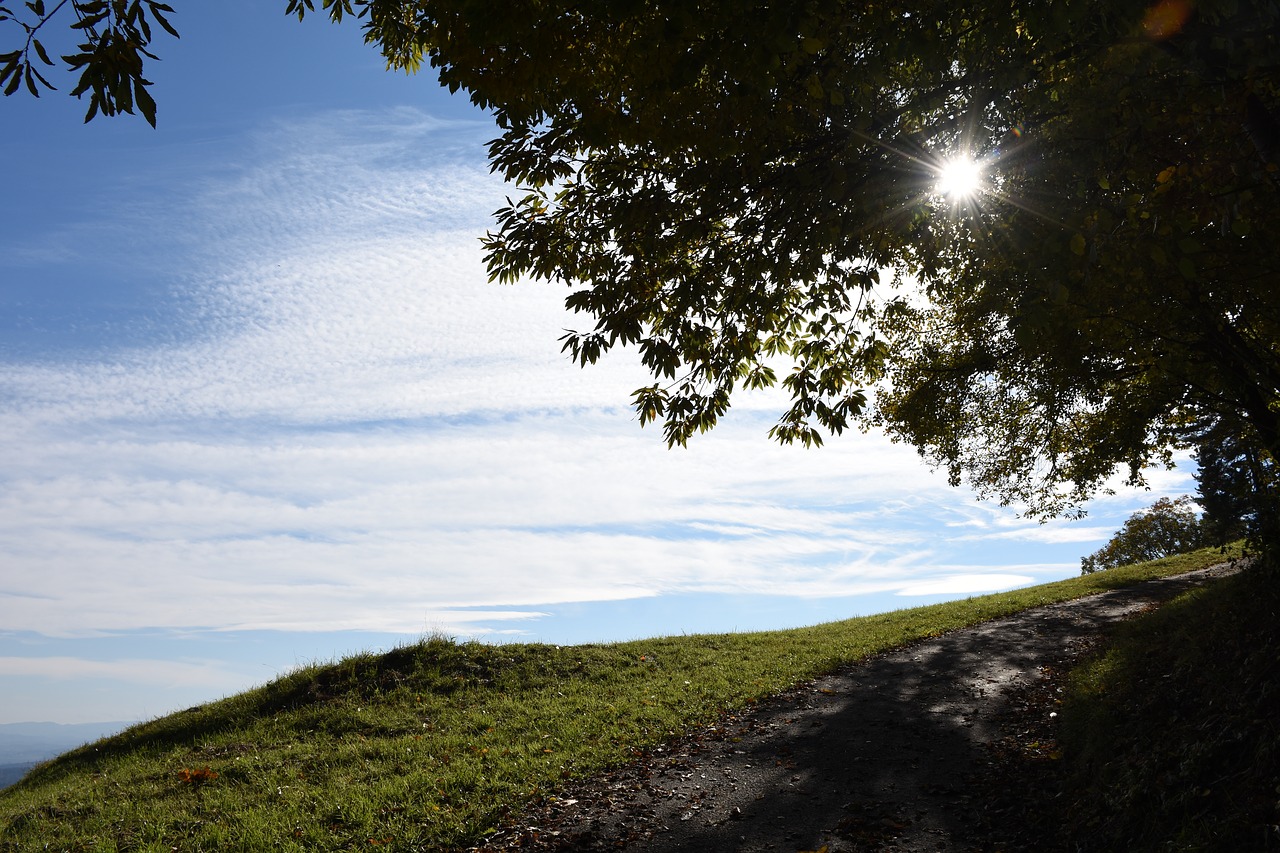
<box><xmin>0</xmin><ymin>2</ymin><xmax>1196</xmax><ymax>727</ymax></box>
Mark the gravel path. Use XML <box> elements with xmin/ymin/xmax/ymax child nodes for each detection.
<box><xmin>474</xmin><ymin>562</ymin><xmax>1242</xmax><ymax>853</ymax></box>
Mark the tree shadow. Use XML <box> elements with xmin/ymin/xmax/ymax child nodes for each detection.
<box><xmin>571</xmin><ymin>567</ymin><xmax>1238</xmax><ymax>852</ymax></box>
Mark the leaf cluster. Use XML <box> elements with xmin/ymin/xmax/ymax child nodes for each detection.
<box><xmin>871</xmin><ymin>1</ymin><xmax>1280</xmax><ymax>514</ymax></box>
<box><xmin>1</xmin><ymin>0</ymin><xmax>177</xmax><ymax>125</ymax></box>
<box><xmin>352</xmin><ymin>0</ymin><xmax>1047</xmax><ymax>447</ymax></box>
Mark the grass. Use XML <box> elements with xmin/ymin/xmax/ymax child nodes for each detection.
<box><xmin>1057</xmin><ymin>547</ymin><xmax>1280</xmax><ymax>851</ymax></box>
<box><xmin>0</xmin><ymin>545</ymin><xmax>1240</xmax><ymax>852</ymax></box>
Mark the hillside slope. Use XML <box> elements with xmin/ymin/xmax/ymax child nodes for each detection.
<box><xmin>1056</xmin><ymin>557</ymin><xmax>1280</xmax><ymax>851</ymax></box>
<box><xmin>0</xmin><ymin>547</ymin><xmax>1246</xmax><ymax>851</ymax></box>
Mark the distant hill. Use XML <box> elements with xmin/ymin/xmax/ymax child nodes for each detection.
<box><xmin>0</xmin><ymin>722</ymin><xmax>133</xmax><ymax>789</ymax></box>
<box><xmin>0</xmin><ymin>763</ymin><xmax>34</xmax><ymax>790</ymax></box>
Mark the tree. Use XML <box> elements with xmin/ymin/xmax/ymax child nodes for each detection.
<box><xmin>1080</xmin><ymin>495</ymin><xmax>1204</xmax><ymax>574</ymax></box>
<box><xmin>873</xmin><ymin>3</ymin><xmax>1280</xmax><ymax>517</ymax></box>
<box><xmin>1192</xmin><ymin>416</ymin><xmax>1280</xmax><ymax>546</ymax></box>
<box><xmin>7</xmin><ymin>1</ymin><xmax>1280</xmax><ymax>524</ymax></box>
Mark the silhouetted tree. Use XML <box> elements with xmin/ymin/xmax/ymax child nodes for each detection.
<box><xmin>1193</xmin><ymin>419</ymin><xmax>1280</xmax><ymax>547</ymax></box>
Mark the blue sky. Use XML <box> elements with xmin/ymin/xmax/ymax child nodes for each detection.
<box><xmin>0</xmin><ymin>2</ymin><xmax>1194</xmax><ymax>726</ymax></box>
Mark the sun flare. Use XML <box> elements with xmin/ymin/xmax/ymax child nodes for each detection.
<box><xmin>936</xmin><ymin>156</ymin><xmax>983</xmax><ymax>198</ymax></box>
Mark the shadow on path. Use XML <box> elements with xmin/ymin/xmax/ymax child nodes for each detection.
<box><xmin>478</xmin><ymin>563</ymin><xmax>1241</xmax><ymax>853</ymax></box>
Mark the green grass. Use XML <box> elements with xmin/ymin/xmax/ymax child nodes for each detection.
<box><xmin>1057</xmin><ymin>548</ymin><xmax>1279</xmax><ymax>851</ymax></box>
<box><xmin>0</xmin><ymin>545</ymin><xmax>1239</xmax><ymax>852</ymax></box>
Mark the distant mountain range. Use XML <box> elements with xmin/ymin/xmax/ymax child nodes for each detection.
<box><xmin>0</xmin><ymin>721</ymin><xmax>134</xmax><ymax>790</ymax></box>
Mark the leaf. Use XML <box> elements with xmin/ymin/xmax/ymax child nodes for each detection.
<box><xmin>70</xmin><ymin>11</ymin><xmax>107</xmax><ymax>30</ymax></box>
<box><xmin>149</xmin><ymin>2</ymin><xmax>180</xmax><ymax>38</ymax></box>
<box><xmin>3</xmin><ymin>65</ymin><xmax>21</xmax><ymax>95</ymax></box>
<box><xmin>135</xmin><ymin>78</ymin><xmax>156</xmax><ymax>127</ymax></box>
<box><xmin>177</xmin><ymin>766</ymin><xmax>218</xmax><ymax>784</ymax></box>
<box><xmin>31</xmin><ymin>38</ymin><xmax>52</xmax><ymax>66</ymax></box>
<box><xmin>1069</xmin><ymin>233</ymin><xmax>1086</xmax><ymax>256</ymax></box>
<box><xmin>28</xmin><ymin>62</ymin><xmax>53</xmax><ymax>91</ymax></box>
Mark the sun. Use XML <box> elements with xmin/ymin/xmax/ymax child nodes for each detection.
<box><xmin>936</xmin><ymin>156</ymin><xmax>984</xmax><ymax>199</ymax></box>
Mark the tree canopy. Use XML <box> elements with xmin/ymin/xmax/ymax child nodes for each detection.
<box><xmin>1080</xmin><ymin>495</ymin><xmax>1205</xmax><ymax>574</ymax></box>
<box><xmin>6</xmin><ymin>0</ymin><xmax>1280</xmax><ymax>522</ymax></box>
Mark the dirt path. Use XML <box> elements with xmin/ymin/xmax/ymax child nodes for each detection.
<box><xmin>474</xmin><ymin>562</ymin><xmax>1242</xmax><ymax>853</ymax></box>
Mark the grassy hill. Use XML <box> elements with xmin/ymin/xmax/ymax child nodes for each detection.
<box><xmin>0</xmin><ymin>546</ymin><xmax>1257</xmax><ymax>851</ymax></box>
